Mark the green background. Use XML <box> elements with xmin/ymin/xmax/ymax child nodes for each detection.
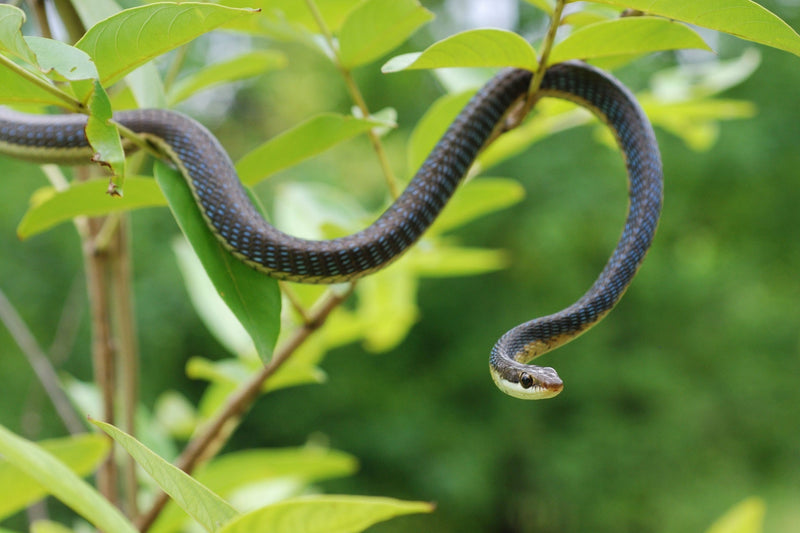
<box><xmin>1</xmin><ymin>1</ymin><xmax>798</xmax><ymax>531</ymax></box>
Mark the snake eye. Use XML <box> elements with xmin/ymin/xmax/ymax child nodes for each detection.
<box><xmin>519</xmin><ymin>373</ymin><xmax>534</xmax><ymax>389</ymax></box>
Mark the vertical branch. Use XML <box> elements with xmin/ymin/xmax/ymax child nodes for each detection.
<box><xmin>110</xmin><ymin>216</ymin><xmax>141</xmax><ymax>519</ymax></box>
<box><xmin>78</xmin><ymin>167</ymin><xmax>118</xmax><ymax>506</ymax></box>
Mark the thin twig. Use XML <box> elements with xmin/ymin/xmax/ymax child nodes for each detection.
<box><xmin>0</xmin><ymin>54</ymin><xmax>83</xmax><ymax>112</ymax></box>
<box><xmin>304</xmin><ymin>0</ymin><xmax>400</xmax><ymax>198</ymax></box>
<box><xmin>0</xmin><ymin>288</ymin><xmax>84</xmax><ymax>435</ymax></box>
<box><xmin>524</xmin><ymin>0</ymin><xmax>567</xmax><ymax>111</ymax></box>
<box><xmin>136</xmin><ymin>283</ymin><xmax>355</xmax><ymax>532</ymax></box>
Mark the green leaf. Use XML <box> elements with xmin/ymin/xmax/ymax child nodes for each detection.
<box><xmin>429</xmin><ymin>178</ymin><xmax>525</xmax><ymax>235</ymax></box>
<box><xmin>198</xmin><ymin>448</ymin><xmax>358</xmax><ymax>497</ymax></box>
<box><xmin>382</xmin><ymin>28</ymin><xmax>538</xmax><ymax>73</ymax></box>
<box><xmin>407</xmin><ymin>90</ymin><xmax>474</xmax><ymax>173</ymax></box>
<box><xmin>154</xmin><ymin>162</ymin><xmax>281</xmax><ymax>362</ymax></box>
<box><xmin>30</xmin><ymin>520</ymin><xmax>74</xmax><ymax>533</ymax></box>
<box><xmin>643</xmin><ymin>97</ymin><xmax>756</xmax><ymax>151</ymax></box>
<box><xmin>151</xmin><ymin>447</ymin><xmax>357</xmax><ymax>533</ymax></box>
<box><xmin>17</xmin><ymin>177</ymin><xmax>165</xmax><ymax>239</ymax></box>
<box><xmin>0</xmin><ymin>425</ymin><xmax>135</xmax><ymax>533</ymax></box>
<box><xmin>549</xmin><ymin>17</ymin><xmax>711</xmax><ymax>64</ymax></box>
<box><xmin>0</xmin><ymin>62</ymin><xmax>70</xmax><ymax>106</ymax></box>
<box><xmin>407</xmin><ymin>245</ymin><xmax>509</xmax><ymax>277</ymax></box>
<box><xmin>0</xmin><ymin>434</ymin><xmax>110</xmax><ymax>521</ymax></box>
<box><xmin>85</xmin><ymin>81</ymin><xmax>126</xmax><ymax>190</ymax></box>
<box><xmin>338</xmin><ymin>0</ymin><xmax>433</xmax><ymax>68</ymax></box>
<box><xmin>92</xmin><ymin>420</ymin><xmax>239</xmax><ymax>532</ymax></box>
<box><xmin>235</xmin><ymin>113</ymin><xmax>386</xmax><ymax>186</ymax></box>
<box><xmin>24</xmin><ymin>37</ymin><xmax>97</xmax><ymax>102</ymax></box>
<box><xmin>71</xmin><ymin>0</ymin><xmax>167</xmax><ymax>108</ymax></box>
<box><xmin>477</xmin><ymin>100</ymin><xmax>591</xmax><ymax>171</ymax></box>
<box><xmin>223</xmin><ymin>0</ymin><xmax>359</xmax><ymax>36</ymax></box>
<box><xmin>168</xmin><ymin>50</ymin><xmax>287</xmax><ymax>105</ymax></box>
<box><xmin>24</xmin><ymin>36</ymin><xmax>98</xmax><ymax>82</ymax></box>
<box><xmin>705</xmin><ymin>497</ymin><xmax>765</xmax><ymax>533</ymax></box>
<box><xmin>0</xmin><ymin>4</ymin><xmax>37</xmax><ymax>64</ymax></box>
<box><xmin>522</xmin><ymin>0</ymin><xmax>554</xmax><ymax>15</ymax></box>
<box><xmin>356</xmin><ymin>266</ymin><xmax>418</xmax><ymax>352</ymax></box>
<box><xmin>591</xmin><ymin>0</ymin><xmax>800</xmax><ymax>57</ymax></box>
<box><xmin>173</xmin><ymin>239</ymin><xmax>255</xmax><ymax>356</ymax></box>
<box><xmin>75</xmin><ymin>3</ymin><xmax>257</xmax><ymax>87</ymax></box>
<box><xmin>218</xmin><ymin>495</ymin><xmax>433</xmax><ymax>533</ymax></box>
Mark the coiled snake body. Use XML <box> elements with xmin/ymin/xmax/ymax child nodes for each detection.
<box><xmin>0</xmin><ymin>62</ymin><xmax>663</xmax><ymax>399</ymax></box>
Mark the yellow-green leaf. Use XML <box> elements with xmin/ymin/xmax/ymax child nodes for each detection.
<box><xmin>407</xmin><ymin>245</ymin><xmax>509</xmax><ymax>277</ymax></box>
<box><xmin>407</xmin><ymin>90</ymin><xmax>474</xmax><ymax>173</ymax></box>
<box><xmin>85</xmin><ymin>81</ymin><xmax>126</xmax><ymax>190</ymax></box>
<box><xmin>382</xmin><ymin>28</ymin><xmax>538</xmax><ymax>72</ymax></box>
<box><xmin>429</xmin><ymin>178</ymin><xmax>525</xmax><ymax>235</ymax></box>
<box><xmin>0</xmin><ymin>62</ymin><xmax>70</xmax><ymax>106</ymax></box>
<box><xmin>0</xmin><ymin>425</ymin><xmax>135</xmax><ymax>533</ymax></box>
<box><xmin>218</xmin><ymin>495</ymin><xmax>433</xmax><ymax>533</ymax></box>
<box><xmin>75</xmin><ymin>3</ymin><xmax>257</xmax><ymax>87</ymax></box>
<box><xmin>338</xmin><ymin>0</ymin><xmax>434</xmax><ymax>68</ymax></box>
<box><xmin>705</xmin><ymin>497</ymin><xmax>765</xmax><ymax>533</ymax></box>
<box><xmin>549</xmin><ymin>17</ymin><xmax>711</xmax><ymax>64</ymax></box>
<box><xmin>30</xmin><ymin>520</ymin><xmax>74</xmax><ymax>533</ymax></box>
<box><xmin>523</xmin><ymin>0</ymin><xmax>554</xmax><ymax>15</ymax></box>
<box><xmin>0</xmin><ymin>4</ymin><xmax>37</xmax><ymax>64</ymax></box>
<box><xmin>591</xmin><ymin>0</ymin><xmax>800</xmax><ymax>57</ymax></box>
<box><xmin>168</xmin><ymin>50</ymin><xmax>287</xmax><ymax>105</ymax></box>
<box><xmin>151</xmin><ymin>447</ymin><xmax>358</xmax><ymax>533</ymax></box>
<box><xmin>236</xmin><ymin>113</ymin><xmax>386</xmax><ymax>186</ymax></box>
<box><xmin>0</xmin><ymin>434</ymin><xmax>110</xmax><ymax>521</ymax></box>
<box><xmin>91</xmin><ymin>419</ymin><xmax>239</xmax><ymax>532</ymax></box>
<box><xmin>17</xmin><ymin>177</ymin><xmax>165</xmax><ymax>239</ymax></box>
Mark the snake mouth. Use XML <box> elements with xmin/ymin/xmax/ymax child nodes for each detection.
<box><xmin>489</xmin><ymin>362</ymin><xmax>564</xmax><ymax>400</ymax></box>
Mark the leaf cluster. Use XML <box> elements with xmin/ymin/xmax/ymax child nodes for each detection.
<box><xmin>1</xmin><ymin>0</ymin><xmax>799</xmax><ymax>532</ymax></box>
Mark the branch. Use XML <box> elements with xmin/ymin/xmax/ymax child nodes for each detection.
<box><xmin>0</xmin><ymin>288</ymin><xmax>84</xmax><ymax>435</ymax></box>
<box><xmin>136</xmin><ymin>283</ymin><xmax>354</xmax><ymax>532</ymax></box>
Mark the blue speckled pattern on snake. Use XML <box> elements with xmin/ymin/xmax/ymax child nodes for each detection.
<box><xmin>0</xmin><ymin>61</ymin><xmax>663</xmax><ymax>399</ymax></box>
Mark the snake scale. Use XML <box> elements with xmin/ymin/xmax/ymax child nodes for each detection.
<box><xmin>0</xmin><ymin>61</ymin><xmax>663</xmax><ymax>399</ymax></box>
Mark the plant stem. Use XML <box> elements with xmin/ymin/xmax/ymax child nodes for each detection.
<box><xmin>78</xmin><ymin>165</ymin><xmax>119</xmax><ymax>506</ymax></box>
<box><xmin>304</xmin><ymin>0</ymin><xmax>400</xmax><ymax>198</ymax></box>
<box><xmin>110</xmin><ymin>216</ymin><xmax>141</xmax><ymax>519</ymax></box>
<box><xmin>135</xmin><ymin>283</ymin><xmax>355</xmax><ymax>532</ymax></box>
<box><xmin>0</xmin><ymin>288</ymin><xmax>84</xmax><ymax>435</ymax></box>
<box><xmin>528</xmin><ymin>0</ymin><xmax>566</xmax><ymax>98</ymax></box>
<box><xmin>0</xmin><ymin>54</ymin><xmax>83</xmax><ymax>113</ymax></box>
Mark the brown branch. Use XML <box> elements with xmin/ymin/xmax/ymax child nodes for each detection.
<box><xmin>110</xmin><ymin>216</ymin><xmax>141</xmax><ymax>519</ymax></box>
<box><xmin>136</xmin><ymin>283</ymin><xmax>355</xmax><ymax>532</ymax></box>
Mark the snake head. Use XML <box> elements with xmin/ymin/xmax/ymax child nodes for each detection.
<box><xmin>490</xmin><ymin>359</ymin><xmax>563</xmax><ymax>400</ymax></box>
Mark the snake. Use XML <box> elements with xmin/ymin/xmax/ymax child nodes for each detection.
<box><xmin>0</xmin><ymin>61</ymin><xmax>663</xmax><ymax>400</ymax></box>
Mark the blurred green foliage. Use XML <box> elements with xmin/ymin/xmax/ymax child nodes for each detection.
<box><xmin>1</xmin><ymin>1</ymin><xmax>799</xmax><ymax>532</ymax></box>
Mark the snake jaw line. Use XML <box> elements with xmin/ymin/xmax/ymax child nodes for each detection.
<box><xmin>490</xmin><ymin>362</ymin><xmax>564</xmax><ymax>400</ymax></box>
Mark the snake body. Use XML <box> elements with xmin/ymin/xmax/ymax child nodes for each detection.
<box><xmin>0</xmin><ymin>62</ymin><xmax>663</xmax><ymax>399</ymax></box>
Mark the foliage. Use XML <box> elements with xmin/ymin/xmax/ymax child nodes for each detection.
<box><xmin>0</xmin><ymin>0</ymin><xmax>799</xmax><ymax>532</ymax></box>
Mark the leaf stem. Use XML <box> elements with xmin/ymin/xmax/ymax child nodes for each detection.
<box><xmin>304</xmin><ymin>0</ymin><xmax>400</xmax><ymax>198</ymax></box>
<box><xmin>135</xmin><ymin>283</ymin><xmax>355</xmax><ymax>532</ymax></box>
<box><xmin>0</xmin><ymin>54</ymin><xmax>83</xmax><ymax>113</ymax></box>
<box><xmin>528</xmin><ymin>0</ymin><xmax>566</xmax><ymax>98</ymax></box>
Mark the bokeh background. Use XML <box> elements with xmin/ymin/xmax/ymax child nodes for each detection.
<box><xmin>1</xmin><ymin>1</ymin><xmax>799</xmax><ymax>531</ymax></box>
